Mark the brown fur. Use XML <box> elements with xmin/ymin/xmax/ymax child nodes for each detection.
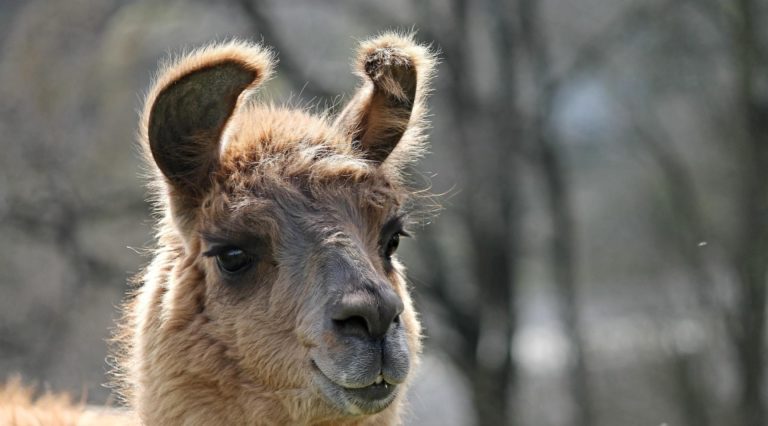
<box><xmin>108</xmin><ymin>32</ymin><xmax>437</xmax><ymax>425</ymax></box>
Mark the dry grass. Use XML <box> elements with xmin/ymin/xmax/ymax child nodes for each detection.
<box><xmin>0</xmin><ymin>376</ymin><xmax>132</xmax><ymax>426</ymax></box>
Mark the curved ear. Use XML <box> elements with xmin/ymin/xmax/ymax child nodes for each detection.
<box><xmin>141</xmin><ymin>41</ymin><xmax>274</xmax><ymax>198</ymax></box>
<box><xmin>335</xmin><ymin>33</ymin><xmax>435</xmax><ymax>165</ymax></box>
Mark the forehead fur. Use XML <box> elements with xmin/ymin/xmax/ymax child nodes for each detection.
<box><xmin>221</xmin><ymin>105</ymin><xmax>371</xmax><ymax>182</ymax></box>
<box><xmin>206</xmin><ymin>105</ymin><xmax>404</xmax><ymax>228</ymax></box>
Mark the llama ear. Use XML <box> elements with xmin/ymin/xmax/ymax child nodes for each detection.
<box><xmin>335</xmin><ymin>34</ymin><xmax>435</xmax><ymax>165</ymax></box>
<box><xmin>143</xmin><ymin>42</ymin><xmax>273</xmax><ymax>197</ymax></box>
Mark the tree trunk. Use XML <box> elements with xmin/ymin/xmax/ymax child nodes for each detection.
<box><xmin>431</xmin><ymin>0</ymin><xmax>522</xmax><ymax>423</ymax></box>
<box><xmin>518</xmin><ymin>0</ymin><xmax>595</xmax><ymax>424</ymax></box>
<box><xmin>732</xmin><ymin>1</ymin><xmax>768</xmax><ymax>424</ymax></box>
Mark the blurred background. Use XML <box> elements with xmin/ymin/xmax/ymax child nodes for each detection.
<box><xmin>1</xmin><ymin>0</ymin><xmax>767</xmax><ymax>425</ymax></box>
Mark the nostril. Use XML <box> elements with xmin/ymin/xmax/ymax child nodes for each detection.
<box><xmin>331</xmin><ymin>286</ymin><xmax>403</xmax><ymax>339</ymax></box>
<box><xmin>333</xmin><ymin>315</ymin><xmax>370</xmax><ymax>337</ymax></box>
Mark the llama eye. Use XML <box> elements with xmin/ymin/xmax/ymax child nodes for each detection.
<box><xmin>384</xmin><ymin>233</ymin><xmax>400</xmax><ymax>258</ymax></box>
<box><xmin>215</xmin><ymin>248</ymin><xmax>254</xmax><ymax>274</ymax></box>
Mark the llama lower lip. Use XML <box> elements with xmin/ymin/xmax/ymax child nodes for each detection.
<box><xmin>311</xmin><ymin>360</ymin><xmax>398</xmax><ymax>413</ymax></box>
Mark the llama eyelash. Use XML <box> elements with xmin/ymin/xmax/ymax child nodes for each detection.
<box><xmin>382</xmin><ymin>214</ymin><xmax>412</xmax><ymax>238</ymax></box>
<box><xmin>200</xmin><ymin>232</ymin><xmax>271</xmax><ymax>258</ymax></box>
<box><xmin>201</xmin><ymin>245</ymin><xmax>244</xmax><ymax>258</ymax></box>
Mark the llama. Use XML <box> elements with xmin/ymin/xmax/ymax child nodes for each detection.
<box><xmin>1</xmin><ymin>32</ymin><xmax>436</xmax><ymax>426</ymax></box>
<box><xmin>111</xmin><ymin>33</ymin><xmax>436</xmax><ymax>425</ymax></box>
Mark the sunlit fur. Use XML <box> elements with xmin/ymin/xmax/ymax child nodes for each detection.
<box><xmin>109</xmin><ymin>32</ymin><xmax>437</xmax><ymax>425</ymax></box>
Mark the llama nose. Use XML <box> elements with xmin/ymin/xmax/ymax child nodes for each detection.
<box><xmin>332</xmin><ymin>284</ymin><xmax>404</xmax><ymax>340</ymax></box>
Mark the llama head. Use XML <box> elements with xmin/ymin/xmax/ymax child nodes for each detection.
<box><xmin>135</xmin><ymin>34</ymin><xmax>435</xmax><ymax>421</ymax></box>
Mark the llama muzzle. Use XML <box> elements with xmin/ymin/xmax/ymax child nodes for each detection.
<box><xmin>310</xmin><ymin>279</ymin><xmax>410</xmax><ymax>415</ymax></box>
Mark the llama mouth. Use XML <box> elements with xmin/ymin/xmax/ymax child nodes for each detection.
<box><xmin>342</xmin><ymin>377</ymin><xmax>396</xmax><ymax>401</ymax></box>
<box><xmin>311</xmin><ymin>360</ymin><xmax>399</xmax><ymax>414</ymax></box>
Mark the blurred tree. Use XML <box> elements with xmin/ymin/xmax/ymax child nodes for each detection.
<box><xmin>517</xmin><ymin>0</ymin><xmax>594</xmax><ymax>423</ymax></box>
<box><xmin>728</xmin><ymin>3</ymin><xmax>768</xmax><ymax>426</ymax></box>
<box><xmin>419</xmin><ymin>0</ymin><xmax>522</xmax><ymax>424</ymax></box>
<box><xmin>605</xmin><ymin>0</ymin><xmax>768</xmax><ymax>424</ymax></box>
<box><xmin>624</xmin><ymin>1</ymin><xmax>768</xmax><ymax>424</ymax></box>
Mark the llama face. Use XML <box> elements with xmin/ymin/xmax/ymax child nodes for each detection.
<box><xmin>204</xmin><ymin>151</ymin><xmax>412</xmax><ymax>415</ymax></box>
<box><xmin>192</xmin><ymin>116</ymin><xmax>416</xmax><ymax>415</ymax></box>
<box><xmin>134</xmin><ymin>35</ymin><xmax>435</xmax><ymax>421</ymax></box>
